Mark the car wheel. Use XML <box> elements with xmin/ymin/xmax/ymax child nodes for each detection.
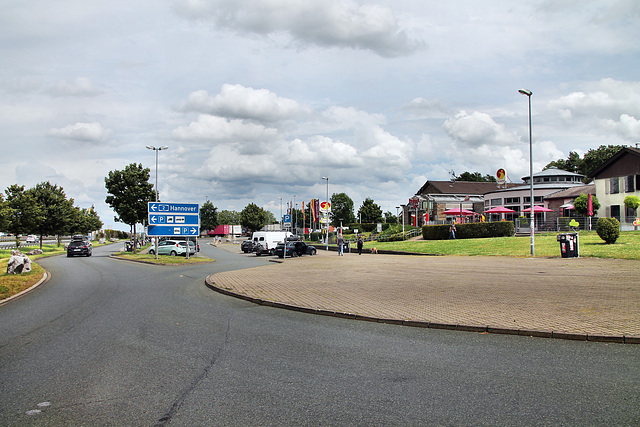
<box><xmin>149</xmin><ymin>249</ymin><xmax>155</xmax><ymax>255</ymax></box>
<box><xmin>170</xmin><ymin>251</ymin><xmax>177</xmax><ymax>256</ymax></box>
<box><xmin>256</xmin><ymin>252</ymin><xmax>261</xmax><ymax>256</ymax></box>
<box><xmin>310</xmin><ymin>249</ymin><xmax>316</xmax><ymax>255</ymax></box>
<box><xmin>292</xmin><ymin>251</ymin><xmax>298</xmax><ymax>257</ymax></box>
<box><xmin>67</xmin><ymin>253</ymin><xmax>71</xmax><ymax>257</ymax></box>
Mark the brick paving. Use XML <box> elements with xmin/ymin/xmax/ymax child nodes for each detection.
<box><xmin>206</xmin><ymin>245</ymin><xmax>640</xmax><ymax>343</ymax></box>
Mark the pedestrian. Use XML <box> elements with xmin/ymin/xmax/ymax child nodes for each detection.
<box><xmin>357</xmin><ymin>235</ymin><xmax>363</xmax><ymax>255</ymax></box>
<box><xmin>449</xmin><ymin>222</ymin><xmax>457</xmax><ymax>239</ymax></box>
<box><xmin>337</xmin><ymin>234</ymin><xmax>344</xmax><ymax>256</ymax></box>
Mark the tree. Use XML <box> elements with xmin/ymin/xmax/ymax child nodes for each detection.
<box><xmin>624</xmin><ymin>195</ymin><xmax>640</xmax><ymax>229</ymax></box>
<box><xmin>545</xmin><ymin>145</ymin><xmax>625</xmax><ymax>180</ymax></box>
<box><xmin>384</xmin><ymin>211</ymin><xmax>397</xmax><ymax>224</ymax></box>
<box><xmin>545</xmin><ymin>151</ymin><xmax>581</xmax><ymax>173</ymax></box>
<box><xmin>358</xmin><ymin>197</ymin><xmax>383</xmax><ymax>223</ymax></box>
<box><xmin>573</xmin><ymin>194</ymin><xmax>600</xmax><ymax>217</ymax></box>
<box><xmin>105</xmin><ymin>163</ymin><xmax>155</xmax><ymax>252</ymax></box>
<box><xmin>0</xmin><ymin>194</ymin><xmax>10</xmax><ymax>233</ymax></box>
<box><xmin>200</xmin><ymin>200</ymin><xmax>218</xmax><ymax>232</ymax></box>
<box><xmin>68</xmin><ymin>205</ymin><xmax>103</xmax><ymax>237</ymax></box>
<box><xmin>30</xmin><ymin>181</ymin><xmax>76</xmax><ymax>248</ymax></box>
<box><xmin>4</xmin><ymin>185</ymin><xmax>44</xmax><ymax>247</ymax></box>
<box><xmin>455</xmin><ymin>171</ymin><xmax>497</xmax><ymax>182</ymax></box>
<box><xmin>218</xmin><ymin>210</ymin><xmax>241</xmax><ymax>225</ymax></box>
<box><xmin>330</xmin><ymin>193</ymin><xmax>355</xmax><ymax>226</ymax></box>
<box><xmin>241</xmin><ymin>203</ymin><xmax>268</xmax><ymax>232</ymax></box>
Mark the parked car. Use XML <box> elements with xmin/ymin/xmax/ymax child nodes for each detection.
<box><xmin>274</xmin><ymin>241</ymin><xmax>317</xmax><ymax>258</ymax></box>
<box><xmin>148</xmin><ymin>239</ymin><xmax>196</xmax><ymax>256</ymax></box>
<box><xmin>25</xmin><ymin>235</ymin><xmax>38</xmax><ymax>244</ymax></box>
<box><xmin>67</xmin><ymin>240</ymin><xmax>92</xmax><ymax>257</ymax></box>
<box><xmin>241</xmin><ymin>240</ymin><xmax>255</xmax><ymax>253</ymax></box>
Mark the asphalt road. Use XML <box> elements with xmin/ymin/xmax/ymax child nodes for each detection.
<box><xmin>0</xmin><ymin>242</ymin><xmax>638</xmax><ymax>426</ymax></box>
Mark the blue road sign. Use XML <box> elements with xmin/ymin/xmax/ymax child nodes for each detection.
<box><xmin>283</xmin><ymin>214</ymin><xmax>292</xmax><ymax>226</ymax></box>
<box><xmin>147</xmin><ymin>225</ymin><xmax>200</xmax><ymax>236</ymax></box>
<box><xmin>148</xmin><ymin>214</ymin><xmax>199</xmax><ymax>225</ymax></box>
<box><xmin>148</xmin><ymin>202</ymin><xmax>199</xmax><ymax>215</ymax></box>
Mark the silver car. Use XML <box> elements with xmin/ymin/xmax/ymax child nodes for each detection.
<box><xmin>149</xmin><ymin>240</ymin><xmax>196</xmax><ymax>256</ymax></box>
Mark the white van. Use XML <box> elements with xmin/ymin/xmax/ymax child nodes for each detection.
<box><xmin>252</xmin><ymin>231</ymin><xmax>292</xmax><ymax>256</ymax></box>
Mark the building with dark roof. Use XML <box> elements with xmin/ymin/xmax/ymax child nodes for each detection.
<box><xmin>587</xmin><ymin>146</ymin><xmax>640</xmax><ymax>228</ymax></box>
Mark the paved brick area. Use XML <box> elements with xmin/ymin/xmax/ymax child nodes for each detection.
<box><xmin>206</xmin><ymin>245</ymin><xmax>640</xmax><ymax>343</ymax></box>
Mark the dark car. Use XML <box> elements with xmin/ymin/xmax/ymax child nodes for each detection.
<box><xmin>67</xmin><ymin>240</ymin><xmax>92</xmax><ymax>257</ymax></box>
<box><xmin>241</xmin><ymin>240</ymin><xmax>255</xmax><ymax>253</ymax></box>
<box><xmin>274</xmin><ymin>241</ymin><xmax>317</xmax><ymax>258</ymax></box>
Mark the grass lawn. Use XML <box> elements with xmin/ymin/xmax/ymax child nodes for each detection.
<box><xmin>112</xmin><ymin>252</ymin><xmax>214</xmax><ymax>265</ymax></box>
<box><xmin>364</xmin><ymin>230</ymin><xmax>640</xmax><ymax>260</ymax></box>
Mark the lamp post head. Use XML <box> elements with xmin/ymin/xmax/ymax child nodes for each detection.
<box><xmin>145</xmin><ymin>145</ymin><xmax>154</xmax><ymax>150</ymax></box>
<box><xmin>159</xmin><ymin>146</ymin><xmax>169</xmax><ymax>150</ymax></box>
<box><xmin>518</xmin><ymin>89</ymin><xmax>532</xmax><ymax>97</ymax></box>
<box><xmin>321</xmin><ymin>176</ymin><xmax>328</xmax><ymax>181</ymax></box>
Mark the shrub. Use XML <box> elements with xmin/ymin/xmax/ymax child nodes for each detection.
<box><xmin>422</xmin><ymin>221</ymin><xmax>514</xmax><ymax>240</ymax></box>
<box><xmin>596</xmin><ymin>217</ymin><xmax>620</xmax><ymax>244</ymax></box>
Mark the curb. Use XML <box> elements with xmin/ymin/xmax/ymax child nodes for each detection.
<box><xmin>0</xmin><ymin>269</ymin><xmax>50</xmax><ymax>306</ymax></box>
<box><xmin>204</xmin><ymin>276</ymin><xmax>638</xmax><ymax>345</ymax></box>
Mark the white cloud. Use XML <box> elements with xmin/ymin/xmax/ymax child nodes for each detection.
<box><xmin>171</xmin><ymin>114</ymin><xmax>279</xmax><ymax>143</ymax></box>
<box><xmin>548</xmin><ymin>78</ymin><xmax>640</xmax><ymax>142</ymax></box>
<box><xmin>178</xmin><ymin>84</ymin><xmax>311</xmax><ymax>122</ymax></box>
<box><xmin>47</xmin><ymin>122</ymin><xmax>111</xmax><ymax>142</ymax></box>
<box><xmin>442</xmin><ymin>111</ymin><xmax>518</xmax><ymax>147</ymax></box>
<box><xmin>173</xmin><ymin>0</ymin><xmax>424</xmax><ymax>57</ymax></box>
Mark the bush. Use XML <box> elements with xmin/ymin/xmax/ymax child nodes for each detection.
<box><xmin>422</xmin><ymin>221</ymin><xmax>515</xmax><ymax>240</ymax></box>
<box><xmin>596</xmin><ymin>217</ymin><xmax>620</xmax><ymax>244</ymax></box>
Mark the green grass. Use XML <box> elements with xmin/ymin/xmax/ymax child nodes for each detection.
<box><xmin>112</xmin><ymin>252</ymin><xmax>214</xmax><ymax>264</ymax></box>
<box><xmin>363</xmin><ymin>230</ymin><xmax>640</xmax><ymax>259</ymax></box>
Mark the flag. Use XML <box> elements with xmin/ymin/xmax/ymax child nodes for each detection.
<box><xmin>587</xmin><ymin>193</ymin><xmax>593</xmax><ymax>217</ymax></box>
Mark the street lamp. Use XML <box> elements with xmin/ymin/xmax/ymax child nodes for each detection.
<box><xmin>396</xmin><ymin>206</ymin><xmax>400</xmax><ymax>227</ymax></box>
<box><xmin>278</xmin><ymin>197</ymin><xmax>283</xmax><ymax>230</ymax></box>
<box><xmin>146</xmin><ymin>145</ymin><xmax>168</xmax><ymax>260</ymax></box>
<box><xmin>145</xmin><ymin>145</ymin><xmax>169</xmax><ymax>202</ymax></box>
<box><xmin>519</xmin><ymin>88</ymin><xmax>534</xmax><ymax>257</ymax></box>
<box><xmin>322</xmin><ymin>176</ymin><xmax>329</xmax><ymax>250</ymax></box>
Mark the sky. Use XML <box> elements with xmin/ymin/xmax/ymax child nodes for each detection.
<box><xmin>2</xmin><ymin>0</ymin><xmax>639</xmax><ymax>230</ymax></box>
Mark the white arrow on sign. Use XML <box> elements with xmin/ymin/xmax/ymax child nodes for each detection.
<box><xmin>150</xmin><ymin>215</ymin><xmax>157</xmax><ymax>223</ymax></box>
<box><xmin>150</xmin><ymin>204</ymin><xmax>157</xmax><ymax>212</ymax></box>
<box><xmin>191</xmin><ymin>227</ymin><xmax>197</xmax><ymax>234</ymax></box>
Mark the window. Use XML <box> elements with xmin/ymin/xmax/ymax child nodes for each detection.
<box><xmin>625</xmin><ymin>175</ymin><xmax>635</xmax><ymax>193</ymax></box>
<box><xmin>626</xmin><ymin>206</ymin><xmax>636</xmax><ymax>221</ymax></box>
<box><xmin>491</xmin><ymin>198</ymin><xmax>502</xmax><ymax>206</ymax></box>
<box><xmin>525</xmin><ymin>196</ymin><xmax>544</xmax><ymax>203</ymax></box>
<box><xmin>610</xmin><ymin>177</ymin><xmax>619</xmax><ymax>194</ymax></box>
<box><xmin>610</xmin><ymin>205</ymin><xmax>621</xmax><ymax>221</ymax></box>
<box><xmin>505</xmin><ymin>197</ymin><xmax>520</xmax><ymax>204</ymax></box>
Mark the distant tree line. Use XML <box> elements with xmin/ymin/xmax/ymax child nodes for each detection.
<box><xmin>0</xmin><ymin>182</ymin><xmax>103</xmax><ymax>248</ymax></box>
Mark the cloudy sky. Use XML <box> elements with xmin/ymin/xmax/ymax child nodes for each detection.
<box><xmin>2</xmin><ymin>0</ymin><xmax>639</xmax><ymax>229</ymax></box>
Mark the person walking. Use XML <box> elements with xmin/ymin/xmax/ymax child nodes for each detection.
<box><xmin>357</xmin><ymin>235</ymin><xmax>363</xmax><ymax>255</ymax></box>
<box><xmin>449</xmin><ymin>222</ymin><xmax>457</xmax><ymax>239</ymax></box>
<box><xmin>337</xmin><ymin>234</ymin><xmax>345</xmax><ymax>256</ymax></box>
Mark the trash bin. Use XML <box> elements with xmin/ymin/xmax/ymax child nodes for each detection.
<box><xmin>557</xmin><ymin>232</ymin><xmax>579</xmax><ymax>258</ymax></box>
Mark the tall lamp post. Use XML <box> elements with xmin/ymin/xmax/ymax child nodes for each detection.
<box><xmin>146</xmin><ymin>145</ymin><xmax>169</xmax><ymax>202</ymax></box>
<box><xmin>146</xmin><ymin>145</ymin><xmax>168</xmax><ymax>259</ymax></box>
<box><xmin>519</xmin><ymin>89</ymin><xmax>534</xmax><ymax>257</ymax></box>
<box><xmin>322</xmin><ymin>176</ymin><xmax>329</xmax><ymax>250</ymax></box>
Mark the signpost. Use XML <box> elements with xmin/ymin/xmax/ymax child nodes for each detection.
<box><xmin>147</xmin><ymin>202</ymin><xmax>200</xmax><ymax>259</ymax></box>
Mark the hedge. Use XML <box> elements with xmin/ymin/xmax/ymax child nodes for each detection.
<box><xmin>422</xmin><ymin>221</ymin><xmax>515</xmax><ymax>240</ymax></box>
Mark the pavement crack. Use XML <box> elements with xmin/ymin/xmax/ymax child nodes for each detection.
<box><xmin>154</xmin><ymin>310</ymin><xmax>233</xmax><ymax>426</ymax></box>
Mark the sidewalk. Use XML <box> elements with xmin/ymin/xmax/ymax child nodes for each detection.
<box><xmin>206</xmin><ymin>245</ymin><xmax>640</xmax><ymax>343</ymax></box>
